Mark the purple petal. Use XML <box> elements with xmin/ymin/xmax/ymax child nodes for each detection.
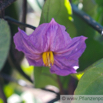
<box><xmin>67</xmin><ymin>36</ymin><xmax>87</xmax><ymax>59</ymax></box>
<box><xmin>50</xmin><ymin>64</ymin><xmax>77</xmax><ymax>76</ymax></box>
<box><xmin>26</xmin><ymin>57</ymin><xmax>43</xmax><ymax>66</ymax></box>
<box><xmin>28</xmin><ymin>23</ymin><xmax>50</xmax><ymax>52</ymax></box>
<box><xmin>47</xmin><ymin>18</ymin><xmax>71</xmax><ymax>51</ymax></box>
<box><xmin>54</xmin><ymin>36</ymin><xmax>87</xmax><ymax>67</ymax></box>
<box><xmin>50</xmin><ymin>36</ymin><xmax>87</xmax><ymax>76</ymax></box>
<box><xmin>14</xmin><ymin>18</ymin><xmax>71</xmax><ymax>53</ymax></box>
<box><xmin>27</xmin><ymin>18</ymin><xmax>71</xmax><ymax>52</ymax></box>
<box><xmin>14</xmin><ymin>28</ymin><xmax>41</xmax><ymax>53</ymax></box>
<box><xmin>13</xmin><ymin>28</ymin><xmax>43</xmax><ymax>66</ymax></box>
<box><xmin>13</xmin><ymin>18</ymin><xmax>87</xmax><ymax>76</ymax></box>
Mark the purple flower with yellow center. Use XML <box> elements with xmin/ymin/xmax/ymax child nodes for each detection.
<box><xmin>13</xmin><ymin>18</ymin><xmax>87</xmax><ymax>76</ymax></box>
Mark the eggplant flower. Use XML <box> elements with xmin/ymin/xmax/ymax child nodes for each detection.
<box><xmin>13</xmin><ymin>18</ymin><xmax>87</xmax><ymax>76</ymax></box>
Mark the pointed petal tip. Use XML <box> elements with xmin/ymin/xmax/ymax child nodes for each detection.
<box><xmin>50</xmin><ymin>18</ymin><xmax>57</xmax><ymax>24</ymax></box>
<box><xmin>18</xmin><ymin>27</ymin><xmax>21</xmax><ymax>31</ymax></box>
<box><xmin>17</xmin><ymin>27</ymin><xmax>27</xmax><ymax>36</ymax></box>
<box><xmin>51</xmin><ymin>18</ymin><xmax>55</xmax><ymax>21</ymax></box>
<box><xmin>83</xmin><ymin>36</ymin><xmax>88</xmax><ymax>39</ymax></box>
<box><xmin>80</xmin><ymin>36</ymin><xmax>88</xmax><ymax>41</ymax></box>
<box><xmin>84</xmin><ymin>36</ymin><xmax>88</xmax><ymax>40</ymax></box>
<box><xmin>18</xmin><ymin>28</ymin><xmax>24</xmax><ymax>33</ymax></box>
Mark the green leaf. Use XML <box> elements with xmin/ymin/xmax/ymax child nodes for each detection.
<box><xmin>4</xmin><ymin>85</ymin><xmax>14</xmax><ymax>98</ymax></box>
<box><xmin>95</xmin><ymin>0</ymin><xmax>103</xmax><ymax>6</ymax></box>
<box><xmin>79</xmin><ymin>39</ymin><xmax>103</xmax><ymax>71</ymax></box>
<box><xmin>0</xmin><ymin>98</ymin><xmax>4</xmax><ymax>103</ymax></box>
<box><xmin>40</xmin><ymin>0</ymin><xmax>77</xmax><ymax>38</ymax></box>
<box><xmin>74</xmin><ymin>58</ymin><xmax>103</xmax><ymax>95</ymax></box>
<box><xmin>82</xmin><ymin>0</ymin><xmax>97</xmax><ymax>16</ymax></box>
<box><xmin>0</xmin><ymin>19</ymin><xmax>10</xmax><ymax>71</ymax></box>
<box><xmin>34</xmin><ymin>66</ymin><xmax>59</xmax><ymax>88</ymax></box>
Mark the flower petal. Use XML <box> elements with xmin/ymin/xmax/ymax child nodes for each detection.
<box><xmin>28</xmin><ymin>23</ymin><xmax>50</xmax><ymax>52</ymax></box>
<box><xmin>13</xmin><ymin>28</ymin><xmax>43</xmax><ymax>66</ymax></box>
<box><xmin>67</xmin><ymin>36</ymin><xmax>87</xmax><ymax>59</ymax></box>
<box><xmin>50</xmin><ymin>36</ymin><xmax>87</xmax><ymax>76</ymax></box>
<box><xmin>50</xmin><ymin>64</ymin><xmax>77</xmax><ymax>76</ymax></box>
<box><xmin>14</xmin><ymin>18</ymin><xmax>71</xmax><ymax>53</ymax></box>
<box><xmin>27</xmin><ymin>18</ymin><xmax>71</xmax><ymax>52</ymax></box>
<box><xmin>13</xmin><ymin>18</ymin><xmax>87</xmax><ymax>76</ymax></box>
<box><xmin>30</xmin><ymin>19</ymin><xmax>71</xmax><ymax>52</ymax></box>
<box><xmin>26</xmin><ymin>57</ymin><xmax>43</xmax><ymax>66</ymax></box>
<box><xmin>54</xmin><ymin>36</ymin><xmax>87</xmax><ymax>68</ymax></box>
<box><xmin>47</xmin><ymin>18</ymin><xmax>71</xmax><ymax>52</ymax></box>
<box><xmin>14</xmin><ymin>28</ymin><xmax>41</xmax><ymax>53</ymax></box>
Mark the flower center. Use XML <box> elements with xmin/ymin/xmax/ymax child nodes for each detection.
<box><xmin>42</xmin><ymin>51</ymin><xmax>54</xmax><ymax>67</ymax></box>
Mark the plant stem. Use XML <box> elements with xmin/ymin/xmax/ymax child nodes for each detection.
<box><xmin>72</xmin><ymin>4</ymin><xmax>103</xmax><ymax>35</ymax></box>
<box><xmin>57</xmin><ymin>75</ymin><xmax>64</xmax><ymax>94</ymax></box>
<box><xmin>22</xmin><ymin>0</ymin><xmax>27</xmax><ymax>31</ymax></box>
<box><xmin>0</xmin><ymin>10</ymin><xmax>5</xmax><ymax>18</ymax></box>
<box><xmin>0</xmin><ymin>84</ymin><xmax>7</xmax><ymax>103</ymax></box>
<box><xmin>68</xmin><ymin>76</ymin><xmax>76</xmax><ymax>94</ymax></box>
<box><xmin>4</xmin><ymin>16</ymin><xmax>36</xmax><ymax>30</ymax></box>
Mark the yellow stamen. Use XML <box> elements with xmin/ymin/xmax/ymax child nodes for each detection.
<box><xmin>49</xmin><ymin>51</ymin><xmax>54</xmax><ymax>66</ymax></box>
<box><xmin>42</xmin><ymin>51</ymin><xmax>54</xmax><ymax>67</ymax></box>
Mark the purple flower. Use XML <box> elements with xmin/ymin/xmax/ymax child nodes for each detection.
<box><xmin>13</xmin><ymin>18</ymin><xmax>87</xmax><ymax>76</ymax></box>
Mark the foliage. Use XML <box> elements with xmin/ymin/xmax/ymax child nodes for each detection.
<box><xmin>75</xmin><ymin>58</ymin><xmax>103</xmax><ymax>94</ymax></box>
<box><xmin>0</xmin><ymin>0</ymin><xmax>103</xmax><ymax>102</ymax></box>
<box><xmin>0</xmin><ymin>19</ymin><xmax>10</xmax><ymax>71</ymax></box>
<box><xmin>34</xmin><ymin>67</ymin><xmax>58</xmax><ymax>88</ymax></box>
